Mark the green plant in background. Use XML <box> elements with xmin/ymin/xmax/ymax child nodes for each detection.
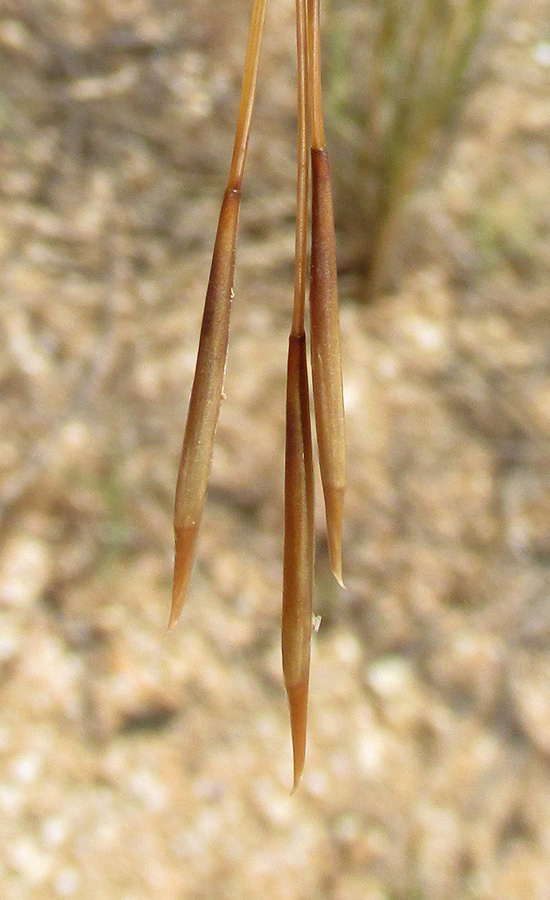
<box><xmin>326</xmin><ymin>0</ymin><xmax>492</xmax><ymax>298</ymax></box>
<box><xmin>474</xmin><ymin>178</ymin><xmax>542</xmax><ymax>276</ymax></box>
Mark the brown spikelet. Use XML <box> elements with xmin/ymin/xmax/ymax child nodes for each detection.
<box><xmin>310</xmin><ymin>147</ymin><xmax>346</xmax><ymax>586</ymax></box>
<box><xmin>170</xmin><ymin>188</ymin><xmax>240</xmax><ymax>629</ymax></box>
<box><xmin>282</xmin><ymin>333</ymin><xmax>314</xmax><ymax>791</ymax></box>
<box><xmin>170</xmin><ymin>0</ymin><xmax>268</xmax><ymax>629</ymax></box>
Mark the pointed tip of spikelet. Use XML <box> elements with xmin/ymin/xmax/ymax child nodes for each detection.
<box><xmin>324</xmin><ymin>483</ymin><xmax>345</xmax><ymax>588</ymax></box>
<box><xmin>286</xmin><ymin>679</ymin><xmax>309</xmax><ymax>793</ymax></box>
<box><xmin>168</xmin><ymin>523</ymin><xmax>199</xmax><ymax>631</ymax></box>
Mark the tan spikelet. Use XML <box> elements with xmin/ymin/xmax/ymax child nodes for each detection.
<box><xmin>310</xmin><ymin>148</ymin><xmax>346</xmax><ymax>587</ymax></box>
<box><xmin>282</xmin><ymin>334</ymin><xmax>314</xmax><ymax>792</ymax></box>
<box><xmin>171</xmin><ymin>0</ymin><xmax>268</xmax><ymax>628</ymax></box>
<box><xmin>306</xmin><ymin>0</ymin><xmax>346</xmax><ymax>587</ymax></box>
<box><xmin>171</xmin><ymin>189</ymin><xmax>240</xmax><ymax>629</ymax></box>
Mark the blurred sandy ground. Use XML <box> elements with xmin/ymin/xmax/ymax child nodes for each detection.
<box><xmin>1</xmin><ymin>1</ymin><xmax>550</xmax><ymax>898</ymax></box>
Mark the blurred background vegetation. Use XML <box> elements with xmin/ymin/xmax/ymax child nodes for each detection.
<box><xmin>326</xmin><ymin>0</ymin><xmax>492</xmax><ymax>297</ymax></box>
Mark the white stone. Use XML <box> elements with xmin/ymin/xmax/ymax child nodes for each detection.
<box><xmin>54</xmin><ymin>868</ymin><xmax>80</xmax><ymax>897</ymax></box>
<box><xmin>534</xmin><ymin>42</ymin><xmax>550</xmax><ymax>67</ymax></box>
<box><xmin>10</xmin><ymin>751</ymin><xmax>42</xmax><ymax>785</ymax></box>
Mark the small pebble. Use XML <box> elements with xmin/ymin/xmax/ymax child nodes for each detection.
<box><xmin>54</xmin><ymin>868</ymin><xmax>80</xmax><ymax>898</ymax></box>
<box><xmin>533</xmin><ymin>42</ymin><xmax>550</xmax><ymax>67</ymax></box>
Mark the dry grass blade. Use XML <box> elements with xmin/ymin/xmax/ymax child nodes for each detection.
<box><xmin>308</xmin><ymin>0</ymin><xmax>346</xmax><ymax>587</ymax></box>
<box><xmin>282</xmin><ymin>334</ymin><xmax>314</xmax><ymax>792</ymax></box>
<box><xmin>171</xmin><ymin>0</ymin><xmax>269</xmax><ymax>628</ymax></box>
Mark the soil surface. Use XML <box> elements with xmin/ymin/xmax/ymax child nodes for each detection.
<box><xmin>1</xmin><ymin>1</ymin><xmax>550</xmax><ymax>898</ymax></box>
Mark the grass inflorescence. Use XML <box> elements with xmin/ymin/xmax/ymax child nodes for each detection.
<box><xmin>171</xmin><ymin>0</ymin><xmax>345</xmax><ymax>790</ymax></box>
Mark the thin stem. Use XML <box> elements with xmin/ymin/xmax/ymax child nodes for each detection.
<box><xmin>307</xmin><ymin>0</ymin><xmax>326</xmax><ymax>150</ymax></box>
<box><xmin>228</xmin><ymin>0</ymin><xmax>269</xmax><ymax>191</ymax></box>
<box><xmin>292</xmin><ymin>0</ymin><xmax>310</xmax><ymax>336</ymax></box>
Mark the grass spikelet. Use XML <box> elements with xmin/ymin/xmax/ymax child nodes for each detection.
<box><xmin>170</xmin><ymin>0</ymin><xmax>269</xmax><ymax>628</ymax></box>
<box><xmin>282</xmin><ymin>334</ymin><xmax>314</xmax><ymax>791</ymax></box>
<box><xmin>308</xmin><ymin>0</ymin><xmax>346</xmax><ymax>587</ymax></box>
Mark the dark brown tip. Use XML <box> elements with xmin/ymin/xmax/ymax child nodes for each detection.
<box><xmin>324</xmin><ymin>483</ymin><xmax>345</xmax><ymax>588</ymax></box>
<box><xmin>168</xmin><ymin>523</ymin><xmax>199</xmax><ymax>630</ymax></box>
<box><xmin>286</xmin><ymin>679</ymin><xmax>309</xmax><ymax>792</ymax></box>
